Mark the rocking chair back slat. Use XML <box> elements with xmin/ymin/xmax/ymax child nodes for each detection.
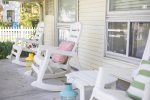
<box><xmin>33</xmin><ymin>22</ymin><xmax>44</xmax><ymax>44</ymax></box>
<box><xmin>67</xmin><ymin>22</ymin><xmax>81</xmax><ymax>43</ymax></box>
<box><xmin>8</xmin><ymin>22</ymin><xmax>44</xmax><ymax>66</ymax></box>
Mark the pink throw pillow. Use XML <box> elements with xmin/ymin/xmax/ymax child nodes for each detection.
<box><xmin>52</xmin><ymin>41</ymin><xmax>75</xmax><ymax>64</ymax></box>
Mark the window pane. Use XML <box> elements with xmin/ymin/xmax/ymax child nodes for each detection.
<box><xmin>58</xmin><ymin>28</ymin><xmax>70</xmax><ymax>43</ymax></box>
<box><xmin>129</xmin><ymin>22</ymin><xmax>150</xmax><ymax>59</ymax></box>
<box><xmin>107</xmin><ymin>22</ymin><xmax>127</xmax><ymax>54</ymax></box>
<box><xmin>7</xmin><ymin>10</ymin><xmax>14</xmax><ymax>22</ymax></box>
<box><xmin>110</xmin><ymin>0</ymin><xmax>150</xmax><ymax>11</ymax></box>
<box><xmin>58</xmin><ymin>0</ymin><xmax>77</xmax><ymax>23</ymax></box>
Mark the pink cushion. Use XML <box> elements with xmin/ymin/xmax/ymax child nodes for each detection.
<box><xmin>52</xmin><ymin>41</ymin><xmax>75</xmax><ymax>64</ymax></box>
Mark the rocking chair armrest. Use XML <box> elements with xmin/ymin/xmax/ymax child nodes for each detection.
<box><xmin>38</xmin><ymin>45</ymin><xmax>57</xmax><ymax>50</ymax></box>
<box><xmin>36</xmin><ymin>45</ymin><xmax>58</xmax><ymax>57</ymax></box>
<box><xmin>48</xmin><ymin>49</ymin><xmax>76</xmax><ymax>57</ymax></box>
<box><xmin>16</xmin><ymin>38</ymin><xmax>39</xmax><ymax>44</ymax></box>
<box><xmin>36</xmin><ymin>45</ymin><xmax>76</xmax><ymax>58</ymax></box>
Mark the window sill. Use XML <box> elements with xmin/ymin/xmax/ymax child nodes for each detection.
<box><xmin>102</xmin><ymin>56</ymin><xmax>139</xmax><ymax>68</ymax></box>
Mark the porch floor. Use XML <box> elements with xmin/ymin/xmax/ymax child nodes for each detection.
<box><xmin>0</xmin><ymin>59</ymin><xmax>70</xmax><ymax>100</ymax></box>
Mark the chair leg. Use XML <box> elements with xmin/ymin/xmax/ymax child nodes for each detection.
<box><xmin>31</xmin><ymin>60</ymin><xmax>49</xmax><ymax>86</ymax></box>
<box><xmin>31</xmin><ymin>61</ymin><xmax>64</xmax><ymax>91</ymax></box>
<box><xmin>90</xmin><ymin>90</ymin><xmax>95</xmax><ymax>100</ymax></box>
<box><xmin>90</xmin><ymin>88</ymin><xmax>99</xmax><ymax>100</ymax></box>
<box><xmin>12</xmin><ymin>47</ymin><xmax>26</xmax><ymax>66</ymax></box>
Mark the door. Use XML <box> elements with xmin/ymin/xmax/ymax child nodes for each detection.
<box><xmin>55</xmin><ymin>0</ymin><xmax>78</xmax><ymax>45</ymax></box>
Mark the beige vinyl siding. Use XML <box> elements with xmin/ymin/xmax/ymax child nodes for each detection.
<box><xmin>42</xmin><ymin>0</ymin><xmax>138</xmax><ymax>69</ymax></box>
<box><xmin>78</xmin><ymin>0</ymin><xmax>138</xmax><ymax>69</ymax></box>
<box><xmin>78</xmin><ymin>0</ymin><xmax>106</xmax><ymax>69</ymax></box>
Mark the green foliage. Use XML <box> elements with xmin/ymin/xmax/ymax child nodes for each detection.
<box><xmin>0</xmin><ymin>21</ymin><xmax>12</xmax><ymax>27</ymax></box>
<box><xmin>0</xmin><ymin>42</ymin><xmax>28</xmax><ymax>59</ymax></box>
<box><xmin>0</xmin><ymin>41</ymin><xmax>14</xmax><ymax>59</ymax></box>
<box><xmin>20</xmin><ymin>3</ymin><xmax>40</xmax><ymax>27</ymax></box>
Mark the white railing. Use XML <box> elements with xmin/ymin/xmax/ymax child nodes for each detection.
<box><xmin>0</xmin><ymin>27</ymin><xmax>36</xmax><ymax>42</ymax></box>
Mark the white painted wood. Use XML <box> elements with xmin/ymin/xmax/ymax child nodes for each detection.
<box><xmin>66</xmin><ymin>70</ymin><xmax>117</xmax><ymax>100</ymax></box>
<box><xmin>0</xmin><ymin>27</ymin><xmax>35</xmax><ymax>42</ymax></box>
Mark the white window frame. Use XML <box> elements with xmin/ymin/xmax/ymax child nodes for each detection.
<box><xmin>107</xmin><ymin>0</ymin><xmax>150</xmax><ymax>16</ymax></box>
<box><xmin>105</xmin><ymin>0</ymin><xmax>150</xmax><ymax>64</ymax></box>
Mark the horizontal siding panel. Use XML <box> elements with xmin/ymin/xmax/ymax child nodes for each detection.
<box><xmin>80</xmin><ymin>21</ymin><xmax>105</xmax><ymax>26</ymax></box>
<box><xmin>79</xmin><ymin>46</ymin><xmax>104</xmax><ymax>54</ymax></box>
<box><xmin>79</xmin><ymin>51</ymin><xmax>104</xmax><ymax>61</ymax></box>
<box><xmin>82</xmin><ymin>29</ymin><xmax>105</xmax><ymax>34</ymax></box>
<box><xmin>81</xmin><ymin>20</ymin><xmax>105</xmax><ymax>23</ymax></box>
<box><xmin>102</xmin><ymin>57</ymin><xmax>138</xmax><ymax>68</ymax></box>
<box><xmin>78</xmin><ymin>0</ymin><xmax>106</xmax><ymax>69</ymax></box>
<box><xmin>78</xmin><ymin>53</ymin><xmax>103</xmax><ymax>68</ymax></box>
<box><xmin>80</xmin><ymin>17</ymin><xmax>105</xmax><ymax>22</ymax></box>
<box><xmin>78</xmin><ymin>48</ymin><xmax>104</xmax><ymax>58</ymax></box>
<box><xmin>80</xmin><ymin>0</ymin><xmax>105</xmax><ymax>3</ymax></box>
<box><xmin>80</xmin><ymin>33</ymin><xmax>104</xmax><ymax>39</ymax></box>
<box><xmin>79</xmin><ymin>57</ymin><xmax>102</xmax><ymax>69</ymax></box>
<box><xmin>80</xmin><ymin>12</ymin><xmax>105</xmax><ymax>18</ymax></box>
<box><xmin>81</xmin><ymin>28</ymin><xmax>105</xmax><ymax>34</ymax></box>
<box><xmin>80</xmin><ymin>42</ymin><xmax>103</xmax><ymax>49</ymax></box>
<box><xmin>79</xmin><ymin>2</ymin><xmax>105</xmax><ymax>8</ymax></box>
<box><xmin>79</xmin><ymin>60</ymin><xmax>94</xmax><ymax>69</ymax></box>
<box><xmin>80</xmin><ymin>7</ymin><xmax>106</xmax><ymax>12</ymax></box>
<box><xmin>81</xmin><ymin>33</ymin><xmax>104</xmax><ymax>40</ymax></box>
<box><xmin>80</xmin><ymin>14</ymin><xmax>105</xmax><ymax>18</ymax></box>
<box><xmin>80</xmin><ymin>37</ymin><xmax>104</xmax><ymax>45</ymax></box>
<box><xmin>82</xmin><ymin>25</ymin><xmax>105</xmax><ymax>30</ymax></box>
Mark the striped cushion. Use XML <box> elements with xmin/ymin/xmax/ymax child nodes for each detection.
<box><xmin>127</xmin><ymin>60</ymin><xmax>150</xmax><ymax>100</ymax></box>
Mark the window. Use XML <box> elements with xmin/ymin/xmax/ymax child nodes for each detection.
<box><xmin>129</xmin><ymin>22</ymin><xmax>150</xmax><ymax>58</ymax></box>
<box><xmin>58</xmin><ymin>28</ymin><xmax>70</xmax><ymax>43</ymax></box>
<box><xmin>107</xmin><ymin>22</ymin><xmax>127</xmax><ymax>55</ymax></box>
<box><xmin>106</xmin><ymin>0</ymin><xmax>150</xmax><ymax>63</ymax></box>
<box><xmin>2</xmin><ymin>0</ymin><xmax>9</xmax><ymax>4</ymax></box>
<box><xmin>109</xmin><ymin>0</ymin><xmax>150</xmax><ymax>11</ymax></box>
<box><xmin>58</xmin><ymin>0</ymin><xmax>78</xmax><ymax>23</ymax></box>
<box><xmin>7</xmin><ymin>10</ymin><xmax>14</xmax><ymax>22</ymax></box>
<box><xmin>56</xmin><ymin>0</ymin><xmax>78</xmax><ymax>45</ymax></box>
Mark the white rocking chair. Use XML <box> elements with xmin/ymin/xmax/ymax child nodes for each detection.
<box><xmin>8</xmin><ymin>22</ymin><xmax>44</xmax><ymax>66</ymax></box>
<box><xmin>90</xmin><ymin>30</ymin><xmax>150</xmax><ymax>100</ymax></box>
<box><xmin>29</xmin><ymin>22</ymin><xmax>82</xmax><ymax>91</ymax></box>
